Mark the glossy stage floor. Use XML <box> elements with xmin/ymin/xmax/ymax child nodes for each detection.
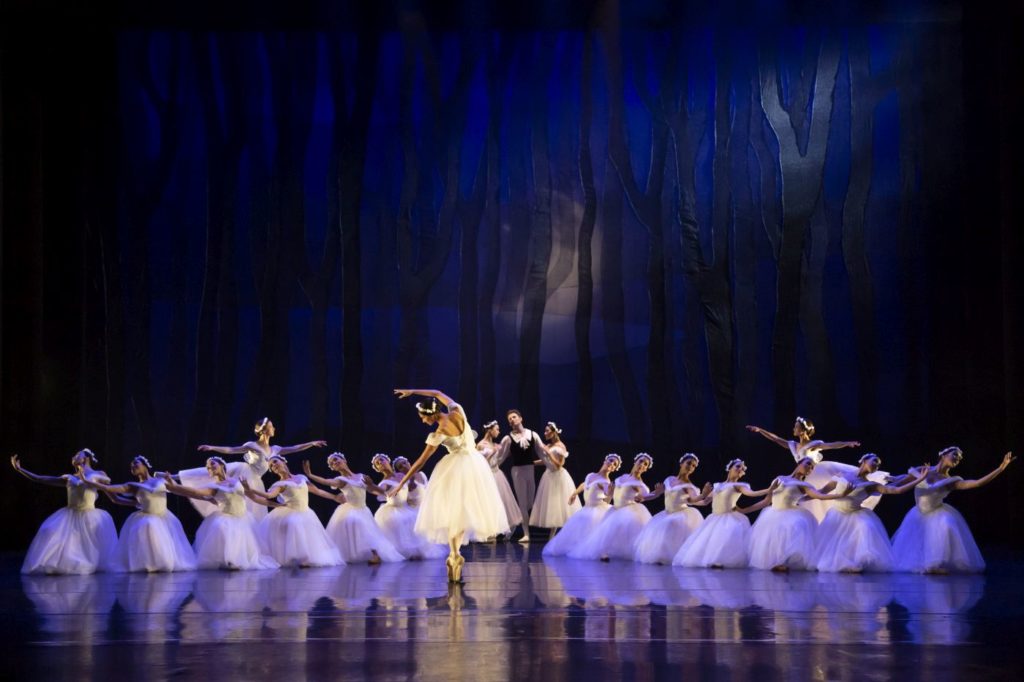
<box><xmin>2</xmin><ymin>544</ymin><xmax>1022</xmax><ymax>681</ymax></box>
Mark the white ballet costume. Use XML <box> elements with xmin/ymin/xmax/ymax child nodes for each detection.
<box><xmin>634</xmin><ymin>478</ymin><xmax>704</xmax><ymax>565</ymax></box>
<box><xmin>479</xmin><ymin>441</ymin><xmax>523</xmax><ymax>528</ymax></box>
<box><xmin>413</xmin><ymin>403</ymin><xmax>510</xmax><ymax>544</ymax></box>
<box><xmin>193</xmin><ymin>479</ymin><xmax>278</xmax><ymax>570</ymax></box>
<box><xmin>257</xmin><ymin>475</ymin><xmax>342</xmax><ymax>567</ymax></box>
<box><xmin>788</xmin><ymin>440</ymin><xmax>888</xmax><ymax>522</ymax></box>
<box><xmin>748</xmin><ymin>476</ymin><xmax>819</xmax><ymax>570</ymax></box>
<box><xmin>891</xmin><ymin>475</ymin><xmax>984</xmax><ymax>573</ymax></box>
<box><xmin>529</xmin><ymin>443</ymin><xmax>582</xmax><ymax>529</ymax></box>
<box><xmin>22</xmin><ymin>472</ymin><xmax>119</xmax><ymax>575</ymax></box>
<box><xmin>673</xmin><ymin>482</ymin><xmax>752</xmax><ymax>568</ymax></box>
<box><xmin>569</xmin><ymin>474</ymin><xmax>653</xmax><ymax>560</ymax></box>
<box><xmin>813</xmin><ymin>479</ymin><xmax>893</xmax><ymax>572</ymax></box>
<box><xmin>406</xmin><ymin>472</ymin><xmax>429</xmax><ymax>508</ymax></box>
<box><xmin>375</xmin><ymin>479</ymin><xmax>447</xmax><ymax>559</ymax></box>
<box><xmin>325</xmin><ymin>475</ymin><xmax>404</xmax><ymax>563</ymax></box>
<box><xmin>543</xmin><ymin>473</ymin><xmax>612</xmax><ymax>557</ymax></box>
<box><xmin>115</xmin><ymin>478</ymin><xmax>197</xmax><ymax>572</ymax></box>
<box><xmin>179</xmin><ymin>444</ymin><xmax>279</xmax><ymax>520</ymax></box>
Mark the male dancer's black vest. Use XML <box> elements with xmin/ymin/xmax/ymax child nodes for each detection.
<box><xmin>510</xmin><ymin>432</ymin><xmax>535</xmax><ymax>467</ymax></box>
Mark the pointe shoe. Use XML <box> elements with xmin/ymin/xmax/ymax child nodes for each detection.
<box><xmin>518</xmin><ymin>534</ymin><xmax>531</xmax><ymax>544</ymax></box>
<box><xmin>446</xmin><ymin>555</ymin><xmax>465</xmax><ymax>583</ymax></box>
<box><xmin>368</xmin><ymin>551</ymin><xmax>382</xmax><ymax>566</ymax></box>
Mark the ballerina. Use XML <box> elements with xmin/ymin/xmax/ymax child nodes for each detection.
<box><xmin>634</xmin><ymin>453</ymin><xmax>712</xmax><ymax>565</ymax></box>
<box><xmin>86</xmin><ymin>455</ymin><xmax>197</xmax><ymax>572</ymax></box>
<box><xmin>748</xmin><ymin>456</ymin><xmax>849</xmax><ymax>571</ymax></box>
<box><xmin>569</xmin><ymin>453</ymin><xmax>664</xmax><ymax>561</ymax></box>
<box><xmin>477</xmin><ymin>420</ymin><xmax>522</xmax><ymax>538</ymax></box>
<box><xmin>392</xmin><ymin>456</ymin><xmax>428</xmax><ymax>508</ymax></box>
<box><xmin>543</xmin><ymin>453</ymin><xmax>620</xmax><ymax>557</ymax></box>
<box><xmin>813</xmin><ymin>453</ymin><xmax>927</xmax><ymax>573</ymax></box>
<box><xmin>242</xmin><ymin>455</ymin><xmax>342</xmax><ymax>568</ymax></box>
<box><xmin>890</xmin><ymin>448</ymin><xmax>1015</xmax><ymax>573</ymax></box>
<box><xmin>303</xmin><ymin>453</ymin><xmax>404</xmax><ymax>564</ymax></box>
<box><xmin>158</xmin><ymin>458</ymin><xmax>278</xmax><ymax>571</ymax></box>
<box><xmin>672</xmin><ymin>459</ymin><xmax>775</xmax><ymax>569</ymax></box>
<box><xmin>529</xmin><ymin>422</ymin><xmax>582</xmax><ymax>537</ymax></box>
<box><xmin>12</xmin><ymin>450</ymin><xmax>119</xmax><ymax>575</ymax></box>
<box><xmin>746</xmin><ymin>417</ymin><xmax>885</xmax><ymax>521</ymax></box>
<box><xmin>390</xmin><ymin>389</ymin><xmax>509</xmax><ymax>583</ymax></box>
<box><xmin>371</xmin><ymin>453</ymin><xmax>446</xmax><ymax>560</ymax></box>
<box><xmin>180</xmin><ymin>418</ymin><xmax>326</xmax><ymax>520</ymax></box>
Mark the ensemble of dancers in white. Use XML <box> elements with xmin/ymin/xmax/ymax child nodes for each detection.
<box><xmin>12</xmin><ymin>390</ymin><xmax>1016</xmax><ymax>582</ymax></box>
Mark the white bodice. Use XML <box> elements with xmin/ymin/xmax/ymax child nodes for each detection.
<box><xmin>337</xmin><ymin>476</ymin><xmax>368</xmax><ymax>509</ymax></box>
<box><xmin>242</xmin><ymin>444</ymin><xmax>280</xmax><ymax>476</ymax></box>
<box><xmin>914</xmin><ymin>477</ymin><xmax>960</xmax><ymax>513</ymax></box>
<box><xmin>832</xmin><ymin>479</ymin><xmax>878</xmax><ymax>512</ymax></box>
<box><xmin>212</xmin><ymin>480</ymin><xmax>248</xmax><ymax>517</ymax></box>
<box><xmin>135</xmin><ymin>478</ymin><xmax>168</xmax><ymax>515</ymax></box>
<box><xmin>425</xmin><ymin>404</ymin><xmax>474</xmax><ymax>456</ymax></box>
<box><xmin>710</xmin><ymin>482</ymin><xmax>749</xmax><ymax>514</ymax></box>
<box><xmin>378</xmin><ymin>478</ymin><xmax>410</xmax><ymax>507</ymax></box>
<box><xmin>582</xmin><ymin>473</ymin><xmax>611</xmax><ymax>506</ymax></box>
<box><xmin>540</xmin><ymin>443</ymin><xmax>568</xmax><ymax>472</ymax></box>
<box><xmin>770</xmin><ymin>476</ymin><xmax>807</xmax><ymax>510</ymax></box>
<box><xmin>65</xmin><ymin>474</ymin><xmax>102</xmax><ymax>511</ymax></box>
<box><xmin>479</xmin><ymin>442</ymin><xmax>501</xmax><ymax>471</ymax></box>
<box><xmin>663</xmin><ymin>478</ymin><xmax>699</xmax><ymax>513</ymax></box>
<box><xmin>611</xmin><ymin>475</ymin><xmax>649</xmax><ymax>508</ymax></box>
<box><xmin>272</xmin><ymin>475</ymin><xmax>310</xmax><ymax>511</ymax></box>
<box><xmin>788</xmin><ymin>439</ymin><xmax>826</xmax><ymax>465</ymax></box>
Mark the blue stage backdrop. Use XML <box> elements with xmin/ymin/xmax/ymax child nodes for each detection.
<box><xmin>2</xmin><ymin>2</ymin><xmax>1021</xmax><ymax>548</ymax></box>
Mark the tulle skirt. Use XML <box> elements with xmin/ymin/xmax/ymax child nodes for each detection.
<box><xmin>22</xmin><ymin>507</ymin><xmax>118</xmax><ymax>575</ymax></box>
<box><xmin>258</xmin><ymin>507</ymin><xmax>342</xmax><ymax>568</ymax></box>
<box><xmin>634</xmin><ymin>508</ymin><xmax>704</xmax><ymax>565</ymax></box>
<box><xmin>814</xmin><ymin>508</ymin><xmax>893</xmax><ymax>572</ymax></box>
<box><xmin>748</xmin><ymin>507</ymin><xmax>818</xmax><ymax>570</ymax></box>
<box><xmin>179</xmin><ymin>462</ymin><xmax>267</xmax><ymax>520</ymax></box>
<box><xmin>115</xmin><ymin>510</ymin><xmax>197</xmax><ymax>573</ymax></box>
<box><xmin>327</xmin><ymin>504</ymin><xmax>405</xmax><ymax>563</ymax></box>
<box><xmin>542</xmin><ymin>503</ymin><xmax>612</xmax><ymax>557</ymax></box>
<box><xmin>414</xmin><ymin>450</ymin><xmax>509</xmax><ymax>544</ymax></box>
<box><xmin>194</xmin><ymin>512</ymin><xmax>278</xmax><ymax>570</ymax></box>
<box><xmin>570</xmin><ymin>504</ymin><xmax>652</xmax><ymax>560</ymax></box>
<box><xmin>891</xmin><ymin>504</ymin><xmax>985</xmax><ymax>573</ymax></box>
<box><xmin>673</xmin><ymin>511</ymin><xmax>751</xmax><ymax>568</ymax></box>
<box><xmin>530</xmin><ymin>468</ymin><xmax>582</xmax><ymax>529</ymax></box>
<box><xmin>492</xmin><ymin>468</ymin><xmax>523</xmax><ymax>528</ymax></box>
<box><xmin>377</xmin><ymin>505</ymin><xmax>447</xmax><ymax>559</ymax></box>
<box><xmin>802</xmin><ymin>462</ymin><xmax>887</xmax><ymax>522</ymax></box>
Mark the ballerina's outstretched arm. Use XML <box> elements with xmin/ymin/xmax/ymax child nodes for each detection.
<box><xmin>197</xmin><ymin>442</ymin><xmax>260</xmax><ymax>455</ymax></box>
<box><xmin>307</xmin><ymin>481</ymin><xmax>346</xmax><ymax>504</ymax></box>
<box><xmin>636</xmin><ymin>481</ymin><xmax>665</xmax><ymax>502</ymax></box>
<box><xmin>301</xmin><ymin>460</ymin><xmax>346</xmax><ymax>489</ymax></box>
<box><xmin>745</xmin><ymin>425</ymin><xmax>791</xmax><ymax>448</ymax></box>
<box><xmin>394</xmin><ymin>388</ymin><xmax>456</xmax><ymax>407</ymax></box>
<box><xmin>389</xmin><ymin>443</ymin><xmax>440</xmax><ymax>497</ymax></box>
<box><xmin>955</xmin><ymin>452</ymin><xmax>1015</xmax><ymax>490</ymax></box>
<box><xmin>276</xmin><ymin>440</ymin><xmax>328</xmax><ymax>456</ymax></box>
<box><xmin>869</xmin><ymin>465</ymin><xmax>930</xmax><ymax>495</ymax></box>
<box><xmin>815</xmin><ymin>439</ymin><xmax>861</xmax><ymax>451</ymax></box>
<box><xmin>158</xmin><ymin>472</ymin><xmax>217</xmax><ymax>504</ymax></box>
<box><xmin>9</xmin><ymin>455</ymin><xmax>66</xmax><ymax>487</ymax></box>
<box><xmin>740</xmin><ymin>479</ymin><xmax>780</xmax><ymax>497</ymax></box>
<box><xmin>240</xmin><ymin>478</ymin><xmax>286</xmax><ymax>503</ymax></box>
<box><xmin>682</xmin><ymin>481</ymin><xmax>713</xmax><ymax>506</ymax></box>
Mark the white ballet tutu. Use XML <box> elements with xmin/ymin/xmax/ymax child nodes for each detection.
<box><xmin>194</xmin><ymin>512</ymin><xmax>278</xmax><ymax>570</ymax></box>
<box><xmin>634</xmin><ymin>508</ymin><xmax>704</xmax><ymax>565</ymax></box>
<box><xmin>891</xmin><ymin>505</ymin><xmax>985</xmax><ymax>573</ymax></box>
<box><xmin>747</xmin><ymin>506</ymin><xmax>818</xmax><ymax>570</ymax></box>
<box><xmin>115</xmin><ymin>510</ymin><xmax>197</xmax><ymax>573</ymax></box>
<box><xmin>179</xmin><ymin>462</ymin><xmax>267</xmax><ymax>520</ymax></box>
<box><xmin>814</xmin><ymin>508</ymin><xmax>893</xmax><ymax>572</ymax></box>
<box><xmin>673</xmin><ymin>511</ymin><xmax>751</xmax><ymax>568</ymax></box>
<box><xmin>414</xmin><ymin>450</ymin><xmax>509</xmax><ymax>544</ymax></box>
<box><xmin>493</xmin><ymin>468</ymin><xmax>523</xmax><ymax>528</ymax></box>
<box><xmin>22</xmin><ymin>507</ymin><xmax>118</xmax><ymax>575</ymax></box>
<box><xmin>802</xmin><ymin>461</ymin><xmax>887</xmax><ymax>521</ymax></box>
<box><xmin>257</xmin><ymin>507</ymin><xmax>342</xmax><ymax>567</ymax></box>
<box><xmin>542</xmin><ymin>503</ymin><xmax>612</xmax><ymax>557</ymax></box>
<box><xmin>569</xmin><ymin>504</ymin><xmax>652</xmax><ymax>560</ymax></box>
<box><xmin>327</xmin><ymin>505</ymin><xmax>405</xmax><ymax>563</ymax></box>
<box><xmin>530</xmin><ymin>468</ymin><xmax>582</xmax><ymax>529</ymax></box>
<box><xmin>376</xmin><ymin>505</ymin><xmax>446</xmax><ymax>559</ymax></box>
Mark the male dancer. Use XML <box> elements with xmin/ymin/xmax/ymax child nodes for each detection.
<box><xmin>498</xmin><ymin>409</ymin><xmax>542</xmax><ymax>543</ymax></box>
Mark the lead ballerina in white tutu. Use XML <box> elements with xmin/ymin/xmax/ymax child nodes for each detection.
<box><xmin>890</xmin><ymin>447</ymin><xmax>1015</xmax><ymax>573</ymax></box>
<box><xmin>748</xmin><ymin>456</ymin><xmax>849</xmax><ymax>571</ymax></box>
<box><xmin>12</xmin><ymin>450</ymin><xmax>119</xmax><ymax>575</ymax></box>
<box><xmin>87</xmin><ymin>456</ymin><xmax>197</xmax><ymax>572</ymax></box>
<box><xmin>813</xmin><ymin>453</ymin><xmax>927</xmax><ymax>573</ymax></box>
<box><xmin>158</xmin><ymin>458</ymin><xmax>278</xmax><ymax>571</ymax></box>
<box><xmin>673</xmin><ymin>459</ymin><xmax>775</xmax><ymax>569</ymax></box>
<box><xmin>390</xmin><ymin>389</ymin><xmax>509</xmax><ymax>583</ymax></box>
<box><xmin>179</xmin><ymin>418</ymin><xmax>327</xmax><ymax>521</ymax></box>
<box><xmin>242</xmin><ymin>455</ymin><xmax>342</xmax><ymax>568</ymax></box>
<box><xmin>529</xmin><ymin>422</ymin><xmax>582</xmax><ymax>537</ymax></box>
<box><xmin>634</xmin><ymin>454</ymin><xmax>712</xmax><ymax>565</ymax></box>
<box><xmin>570</xmin><ymin>453</ymin><xmax>664</xmax><ymax>561</ymax></box>
<box><xmin>543</xmin><ymin>453</ymin><xmax>621</xmax><ymax>557</ymax></box>
<box><xmin>303</xmin><ymin>453</ymin><xmax>404</xmax><ymax>564</ymax></box>
<box><xmin>746</xmin><ymin>417</ymin><xmax>886</xmax><ymax>521</ymax></box>
<box><xmin>477</xmin><ymin>421</ymin><xmax>522</xmax><ymax>538</ymax></box>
